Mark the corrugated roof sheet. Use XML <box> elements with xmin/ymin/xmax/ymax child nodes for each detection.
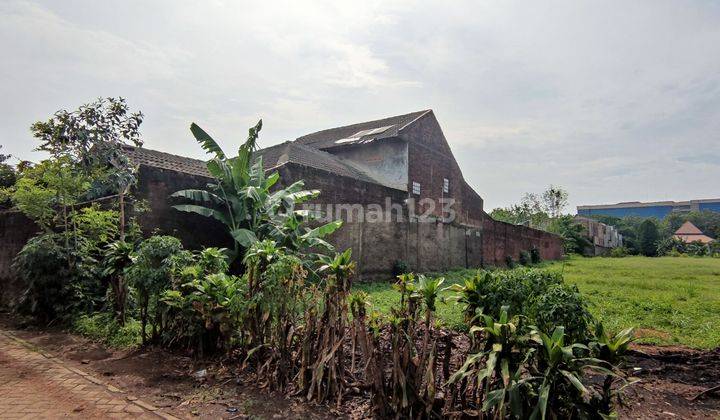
<box><xmin>295</xmin><ymin>110</ymin><xmax>430</xmax><ymax>150</ymax></box>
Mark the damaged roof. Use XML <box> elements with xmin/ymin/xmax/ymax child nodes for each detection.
<box><xmin>253</xmin><ymin>141</ymin><xmax>379</xmax><ymax>184</ymax></box>
<box><xmin>295</xmin><ymin>109</ymin><xmax>430</xmax><ymax>150</ymax></box>
<box><xmin>125</xmin><ymin>109</ymin><xmax>433</xmax><ymax>189</ymax></box>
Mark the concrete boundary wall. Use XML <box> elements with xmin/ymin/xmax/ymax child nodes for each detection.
<box><xmin>329</xmin><ymin>214</ymin><xmax>563</xmax><ymax>281</ymax></box>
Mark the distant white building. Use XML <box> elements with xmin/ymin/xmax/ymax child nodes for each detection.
<box><xmin>574</xmin><ymin>216</ymin><xmax>623</xmax><ymax>256</ymax></box>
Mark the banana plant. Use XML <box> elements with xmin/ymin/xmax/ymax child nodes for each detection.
<box><xmin>171</xmin><ymin>120</ymin><xmax>341</xmax><ymax>260</ymax></box>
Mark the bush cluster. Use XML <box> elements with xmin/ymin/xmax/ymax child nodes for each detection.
<box><xmin>452</xmin><ymin>267</ymin><xmax>592</xmax><ymax>342</ymax></box>
<box><xmin>656</xmin><ymin>236</ymin><xmax>718</xmax><ymax>257</ymax></box>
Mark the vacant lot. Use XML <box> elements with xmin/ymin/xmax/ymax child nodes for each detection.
<box><xmin>355</xmin><ymin>256</ymin><xmax>720</xmax><ymax>349</ymax></box>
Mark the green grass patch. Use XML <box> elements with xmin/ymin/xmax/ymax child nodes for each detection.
<box><xmin>72</xmin><ymin>313</ymin><xmax>142</xmax><ymax>348</ymax></box>
<box><xmin>354</xmin><ymin>256</ymin><xmax>720</xmax><ymax>349</ymax></box>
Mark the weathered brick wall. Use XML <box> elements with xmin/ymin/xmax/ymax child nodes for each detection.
<box><xmin>403</xmin><ymin>112</ymin><xmax>485</xmax><ymax>227</ymax></box>
<box><xmin>275</xmin><ymin>162</ymin><xmax>563</xmax><ymax>280</ymax></box>
<box><xmin>481</xmin><ymin>217</ymin><xmax>564</xmax><ymax>266</ymax></box>
<box><xmin>135</xmin><ymin>166</ymin><xmax>233</xmax><ymax>250</ymax></box>
<box><xmin>0</xmin><ymin>162</ymin><xmax>564</xmax><ymax>296</ymax></box>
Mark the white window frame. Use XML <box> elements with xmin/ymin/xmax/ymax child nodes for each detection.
<box><xmin>412</xmin><ymin>181</ymin><xmax>421</xmax><ymax>195</ymax></box>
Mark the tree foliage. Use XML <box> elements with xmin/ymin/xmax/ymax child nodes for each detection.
<box><xmin>490</xmin><ymin>186</ymin><xmax>584</xmax><ymax>254</ymax></box>
<box><xmin>0</xmin><ymin>145</ymin><xmax>16</xmax><ymax>192</ymax></box>
<box><xmin>637</xmin><ymin>219</ymin><xmax>660</xmax><ymax>257</ymax></box>
<box><xmin>31</xmin><ymin>97</ymin><xmax>143</xmax><ymax>194</ymax></box>
<box><xmin>547</xmin><ymin>215</ymin><xmax>592</xmax><ymax>254</ymax></box>
<box><xmin>172</xmin><ymin>120</ymin><xmax>341</xmax><ymax>260</ymax></box>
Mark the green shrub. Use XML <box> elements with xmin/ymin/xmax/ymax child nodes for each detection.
<box><xmin>126</xmin><ymin>235</ymin><xmax>184</xmax><ymax>343</ymax></box>
<box><xmin>13</xmin><ymin>233</ymin><xmax>101</xmax><ymax>323</ymax></box>
<box><xmin>521</xmin><ymin>268</ymin><xmax>564</xmax><ymax>298</ymax></box>
<box><xmin>161</xmin><ymin>248</ymin><xmax>245</xmax><ymax>354</ymax></box>
<box><xmin>162</xmin><ymin>272</ymin><xmax>246</xmax><ymax>354</ymax></box>
<box><xmin>686</xmin><ymin>241</ymin><xmax>709</xmax><ymax>257</ymax></box>
<box><xmin>505</xmin><ymin>255</ymin><xmax>516</xmax><ymax>268</ymax></box>
<box><xmin>519</xmin><ymin>250</ymin><xmax>531</xmax><ymax>266</ymax></box>
<box><xmin>710</xmin><ymin>241</ymin><xmax>720</xmax><ymax>257</ymax></box>
<box><xmin>531</xmin><ymin>283</ymin><xmax>593</xmax><ymax>342</ymax></box>
<box><xmin>392</xmin><ymin>259</ymin><xmax>409</xmax><ymax>277</ymax></box>
<box><xmin>484</xmin><ymin>270</ymin><xmax>529</xmax><ymax>317</ymax></box>
<box><xmin>656</xmin><ymin>237</ymin><xmax>686</xmax><ymax>256</ymax></box>
<box><xmin>73</xmin><ymin>313</ymin><xmax>141</xmax><ymax>348</ymax></box>
<box><xmin>530</xmin><ymin>247</ymin><xmax>542</xmax><ymax>264</ymax></box>
<box><xmin>609</xmin><ymin>246</ymin><xmax>628</xmax><ymax>258</ymax></box>
<box><xmin>451</xmin><ymin>268</ymin><xmax>563</xmax><ymax>321</ymax></box>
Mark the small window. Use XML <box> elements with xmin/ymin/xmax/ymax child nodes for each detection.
<box><xmin>443</xmin><ymin>178</ymin><xmax>449</xmax><ymax>193</ymax></box>
<box><xmin>412</xmin><ymin>182</ymin><xmax>421</xmax><ymax>195</ymax></box>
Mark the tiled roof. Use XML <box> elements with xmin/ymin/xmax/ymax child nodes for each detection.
<box><xmin>295</xmin><ymin>110</ymin><xmax>430</xmax><ymax>150</ymax></box>
<box><xmin>124</xmin><ymin>146</ymin><xmax>210</xmax><ymax>177</ymax></box>
<box><xmin>123</xmin><ymin>110</ymin><xmax>432</xmax><ymax>188</ymax></box>
<box><xmin>675</xmin><ymin>221</ymin><xmax>703</xmax><ymax>235</ymax></box>
<box><xmin>254</xmin><ymin>142</ymin><xmax>380</xmax><ymax>184</ymax></box>
<box><xmin>124</xmin><ymin>143</ymin><xmax>387</xmax><ymax>187</ymax></box>
<box><xmin>674</xmin><ymin>234</ymin><xmax>715</xmax><ymax>244</ymax></box>
<box><xmin>673</xmin><ymin>221</ymin><xmax>715</xmax><ymax>243</ymax></box>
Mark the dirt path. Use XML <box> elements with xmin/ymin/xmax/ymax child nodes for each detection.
<box><xmin>0</xmin><ymin>330</ymin><xmax>175</xmax><ymax>419</ymax></box>
<box><xmin>0</xmin><ymin>315</ymin><xmax>335</xmax><ymax>419</ymax></box>
<box><xmin>2</xmin><ymin>316</ymin><xmax>719</xmax><ymax>419</ymax></box>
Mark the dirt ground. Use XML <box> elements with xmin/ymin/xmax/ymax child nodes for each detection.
<box><xmin>2</xmin><ymin>314</ymin><xmax>719</xmax><ymax>419</ymax></box>
<box><xmin>620</xmin><ymin>344</ymin><xmax>720</xmax><ymax>418</ymax></box>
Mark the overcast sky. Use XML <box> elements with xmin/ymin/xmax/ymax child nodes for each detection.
<box><xmin>2</xmin><ymin>0</ymin><xmax>719</xmax><ymax>211</ymax></box>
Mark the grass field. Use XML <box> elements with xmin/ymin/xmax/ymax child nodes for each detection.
<box><xmin>354</xmin><ymin>256</ymin><xmax>720</xmax><ymax>349</ymax></box>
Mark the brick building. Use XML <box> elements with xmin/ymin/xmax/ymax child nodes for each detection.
<box><xmin>0</xmin><ymin>110</ymin><xmax>562</xmax><ymax>302</ymax></box>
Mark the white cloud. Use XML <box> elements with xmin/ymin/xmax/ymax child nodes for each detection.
<box><xmin>2</xmin><ymin>0</ymin><xmax>720</xmax><ymax>210</ymax></box>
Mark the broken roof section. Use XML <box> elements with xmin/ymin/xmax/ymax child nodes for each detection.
<box><xmin>295</xmin><ymin>109</ymin><xmax>430</xmax><ymax>150</ymax></box>
<box><xmin>253</xmin><ymin>141</ymin><xmax>380</xmax><ymax>185</ymax></box>
<box><xmin>125</xmin><ymin>109</ymin><xmax>437</xmax><ymax>190</ymax></box>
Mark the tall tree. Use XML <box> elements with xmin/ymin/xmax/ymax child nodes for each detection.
<box><xmin>0</xmin><ymin>145</ymin><xmax>16</xmax><ymax>209</ymax></box>
<box><xmin>541</xmin><ymin>185</ymin><xmax>569</xmax><ymax>218</ymax></box>
<box><xmin>0</xmin><ymin>145</ymin><xmax>15</xmax><ymax>189</ymax></box>
<box><xmin>30</xmin><ymin>97</ymin><xmax>143</xmax><ymax>238</ymax></box>
<box><xmin>637</xmin><ymin>219</ymin><xmax>660</xmax><ymax>257</ymax></box>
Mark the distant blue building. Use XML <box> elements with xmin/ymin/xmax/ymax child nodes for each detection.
<box><xmin>577</xmin><ymin>198</ymin><xmax>720</xmax><ymax>220</ymax></box>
